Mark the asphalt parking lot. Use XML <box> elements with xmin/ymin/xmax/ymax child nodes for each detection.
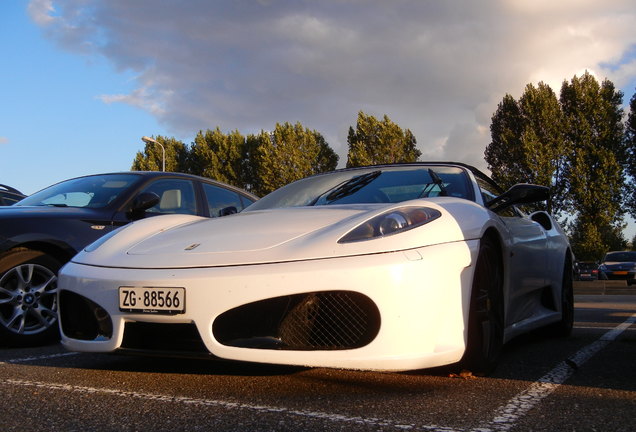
<box><xmin>1</xmin><ymin>283</ymin><xmax>635</xmax><ymax>431</ymax></box>
<box><xmin>573</xmin><ymin>279</ymin><xmax>635</xmax><ymax>295</ymax></box>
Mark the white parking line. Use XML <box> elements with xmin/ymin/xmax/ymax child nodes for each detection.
<box><xmin>0</xmin><ymin>377</ymin><xmax>455</xmax><ymax>431</ymax></box>
<box><xmin>474</xmin><ymin>313</ymin><xmax>636</xmax><ymax>432</ymax></box>
<box><xmin>1</xmin><ymin>315</ymin><xmax>634</xmax><ymax>432</ymax></box>
<box><xmin>0</xmin><ymin>351</ymin><xmax>78</xmax><ymax>364</ymax></box>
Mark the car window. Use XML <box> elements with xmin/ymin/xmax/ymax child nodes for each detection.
<box><xmin>475</xmin><ymin>176</ymin><xmax>519</xmax><ymax>217</ymax></box>
<box><xmin>604</xmin><ymin>252</ymin><xmax>636</xmax><ymax>262</ymax></box>
<box><xmin>1</xmin><ymin>192</ymin><xmax>21</xmax><ymax>205</ymax></box>
<box><xmin>202</xmin><ymin>183</ymin><xmax>251</xmax><ymax>217</ymax></box>
<box><xmin>247</xmin><ymin>166</ymin><xmax>472</xmax><ymax>210</ymax></box>
<box><xmin>17</xmin><ymin>174</ymin><xmax>140</xmax><ymax>208</ymax></box>
<box><xmin>140</xmin><ymin>179</ymin><xmax>197</xmax><ymax>215</ymax></box>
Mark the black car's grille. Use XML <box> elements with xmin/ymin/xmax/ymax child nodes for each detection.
<box><xmin>213</xmin><ymin>291</ymin><xmax>380</xmax><ymax>350</ymax></box>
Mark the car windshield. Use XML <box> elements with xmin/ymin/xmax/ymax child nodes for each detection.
<box><xmin>603</xmin><ymin>252</ymin><xmax>636</xmax><ymax>262</ymax></box>
<box><xmin>246</xmin><ymin>165</ymin><xmax>472</xmax><ymax>211</ymax></box>
<box><xmin>16</xmin><ymin>174</ymin><xmax>140</xmax><ymax>209</ymax></box>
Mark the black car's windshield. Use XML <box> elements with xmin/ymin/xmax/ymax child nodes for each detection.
<box><xmin>17</xmin><ymin>174</ymin><xmax>140</xmax><ymax>209</ymax></box>
<box><xmin>246</xmin><ymin>165</ymin><xmax>472</xmax><ymax>211</ymax></box>
<box><xmin>604</xmin><ymin>252</ymin><xmax>636</xmax><ymax>262</ymax></box>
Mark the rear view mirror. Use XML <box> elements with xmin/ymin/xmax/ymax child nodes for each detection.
<box><xmin>129</xmin><ymin>192</ymin><xmax>160</xmax><ymax>220</ymax></box>
<box><xmin>219</xmin><ymin>206</ymin><xmax>238</xmax><ymax>217</ymax></box>
<box><xmin>487</xmin><ymin>184</ymin><xmax>549</xmax><ymax>213</ymax></box>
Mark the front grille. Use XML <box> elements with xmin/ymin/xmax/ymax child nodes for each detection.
<box><xmin>121</xmin><ymin>322</ymin><xmax>208</xmax><ymax>353</ymax></box>
<box><xmin>214</xmin><ymin>291</ymin><xmax>380</xmax><ymax>350</ymax></box>
<box><xmin>59</xmin><ymin>290</ymin><xmax>113</xmax><ymax>341</ymax></box>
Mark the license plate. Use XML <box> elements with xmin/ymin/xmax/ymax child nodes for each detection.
<box><xmin>119</xmin><ymin>287</ymin><xmax>185</xmax><ymax>314</ymax></box>
<box><xmin>613</xmin><ymin>271</ymin><xmax>628</xmax><ymax>275</ymax></box>
<box><xmin>581</xmin><ymin>273</ymin><xmax>591</xmax><ymax>277</ymax></box>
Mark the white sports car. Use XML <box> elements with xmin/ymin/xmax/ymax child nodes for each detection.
<box><xmin>58</xmin><ymin>162</ymin><xmax>573</xmax><ymax>373</ymax></box>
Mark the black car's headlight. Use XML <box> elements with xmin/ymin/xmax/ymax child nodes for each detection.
<box><xmin>83</xmin><ymin>225</ymin><xmax>127</xmax><ymax>252</ymax></box>
<box><xmin>338</xmin><ymin>207</ymin><xmax>441</xmax><ymax>243</ymax></box>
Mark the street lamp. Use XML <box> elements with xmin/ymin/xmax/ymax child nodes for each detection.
<box><xmin>141</xmin><ymin>136</ymin><xmax>165</xmax><ymax>172</ymax></box>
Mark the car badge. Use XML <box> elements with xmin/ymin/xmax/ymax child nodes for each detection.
<box><xmin>185</xmin><ymin>243</ymin><xmax>201</xmax><ymax>251</ymax></box>
<box><xmin>90</xmin><ymin>225</ymin><xmax>106</xmax><ymax>230</ymax></box>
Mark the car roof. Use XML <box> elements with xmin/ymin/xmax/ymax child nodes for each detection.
<box><xmin>0</xmin><ymin>184</ymin><xmax>24</xmax><ymax>195</ymax></box>
<box><xmin>36</xmin><ymin>171</ymin><xmax>257</xmax><ymax>199</ymax></box>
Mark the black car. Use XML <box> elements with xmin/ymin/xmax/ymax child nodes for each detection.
<box><xmin>0</xmin><ymin>171</ymin><xmax>257</xmax><ymax>346</ymax></box>
<box><xmin>598</xmin><ymin>251</ymin><xmax>636</xmax><ymax>285</ymax></box>
<box><xmin>574</xmin><ymin>261</ymin><xmax>599</xmax><ymax>281</ymax></box>
<box><xmin>0</xmin><ymin>184</ymin><xmax>26</xmax><ymax>205</ymax></box>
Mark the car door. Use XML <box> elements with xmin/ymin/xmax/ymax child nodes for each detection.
<box><xmin>476</xmin><ymin>177</ymin><xmax>550</xmax><ymax>326</ymax></box>
<box><xmin>110</xmin><ymin>177</ymin><xmax>200</xmax><ymax>228</ymax></box>
<box><xmin>201</xmin><ymin>182</ymin><xmax>256</xmax><ymax>217</ymax></box>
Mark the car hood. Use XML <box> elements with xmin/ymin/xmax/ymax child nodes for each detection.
<box><xmin>602</xmin><ymin>261</ymin><xmax>636</xmax><ymax>268</ymax></box>
<box><xmin>72</xmin><ymin>199</ymin><xmax>486</xmax><ymax>269</ymax></box>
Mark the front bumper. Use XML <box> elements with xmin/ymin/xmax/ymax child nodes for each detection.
<box><xmin>59</xmin><ymin>240</ymin><xmax>477</xmax><ymax>371</ymax></box>
<box><xmin>600</xmin><ymin>270</ymin><xmax>636</xmax><ymax>282</ymax></box>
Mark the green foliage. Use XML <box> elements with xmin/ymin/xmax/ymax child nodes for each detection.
<box><xmin>625</xmin><ymin>91</ymin><xmax>636</xmax><ymax>218</ymax></box>
<box><xmin>346</xmin><ymin>112</ymin><xmax>420</xmax><ymax>167</ymax></box>
<box><xmin>561</xmin><ymin>73</ymin><xmax>626</xmax><ymax>259</ymax></box>
<box><xmin>486</xmin><ymin>72</ymin><xmax>628</xmax><ymax>260</ymax></box>
<box><xmin>189</xmin><ymin>128</ymin><xmax>246</xmax><ymax>186</ymax></box>
<box><xmin>246</xmin><ymin>122</ymin><xmax>339</xmax><ymax>196</ymax></box>
<box><xmin>131</xmin><ymin>136</ymin><xmax>188</xmax><ymax>172</ymax></box>
<box><xmin>485</xmin><ymin>83</ymin><xmax>567</xmax><ymax>215</ymax></box>
<box><xmin>131</xmin><ymin>123</ymin><xmax>338</xmax><ymax>196</ymax></box>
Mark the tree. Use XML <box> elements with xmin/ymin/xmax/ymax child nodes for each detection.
<box><xmin>486</xmin><ymin>73</ymin><xmax>628</xmax><ymax>260</ymax></box>
<box><xmin>561</xmin><ymin>72</ymin><xmax>626</xmax><ymax>259</ymax></box>
<box><xmin>346</xmin><ymin>112</ymin><xmax>420</xmax><ymax>167</ymax></box>
<box><xmin>189</xmin><ymin>128</ymin><xmax>246</xmax><ymax>187</ymax></box>
<box><xmin>131</xmin><ymin>135</ymin><xmax>188</xmax><ymax>172</ymax></box>
<box><xmin>485</xmin><ymin>83</ymin><xmax>567</xmax><ymax>215</ymax></box>
<box><xmin>625</xmin><ymin>90</ymin><xmax>636</xmax><ymax>218</ymax></box>
<box><xmin>246</xmin><ymin>122</ymin><xmax>338</xmax><ymax>196</ymax></box>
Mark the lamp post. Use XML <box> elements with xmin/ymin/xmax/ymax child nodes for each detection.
<box><xmin>141</xmin><ymin>136</ymin><xmax>165</xmax><ymax>172</ymax></box>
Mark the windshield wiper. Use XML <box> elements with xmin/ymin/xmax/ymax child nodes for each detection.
<box><xmin>419</xmin><ymin>168</ymin><xmax>448</xmax><ymax>197</ymax></box>
<box><xmin>314</xmin><ymin>170</ymin><xmax>382</xmax><ymax>204</ymax></box>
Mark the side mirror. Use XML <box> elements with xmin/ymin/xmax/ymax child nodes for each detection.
<box><xmin>487</xmin><ymin>184</ymin><xmax>549</xmax><ymax>213</ymax></box>
<box><xmin>129</xmin><ymin>192</ymin><xmax>160</xmax><ymax>220</ymax></box>
<box><xmin>219</xmin><ymin>206</ymin><xmax>238</xmax><ymax>217</ymax></box>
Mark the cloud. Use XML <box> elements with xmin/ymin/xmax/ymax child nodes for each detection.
<box><xmin>29</xmin><ymin>0</ymin><xmax>636</xmax><ymax>169</ymax></box>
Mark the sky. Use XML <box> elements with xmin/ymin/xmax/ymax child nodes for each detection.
<box><xmin>1</xmin><ymin>0</ymin><xmax>636</xmax><ymax>236</ymax></box>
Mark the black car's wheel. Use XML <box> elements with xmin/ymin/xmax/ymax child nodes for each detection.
<box><xmin>461</xmin><ymin>236</ymin><xmax>504</xmax><ymax>375</ymax></box>
<box><xmin>547</xmin><ymin>255</ymin><xmax>574</xmax><ymax>337</ymax></box>
<box><xmin>0</xmin><ymin>248</ymin><xmax>61</xmax><ymax>346</ymax></box>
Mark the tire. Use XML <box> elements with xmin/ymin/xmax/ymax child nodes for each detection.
<box><xmin>0</xmin><ymin>248</ymin><xmax>62</xmax><ymax>346</ymax></box>
<box><xmin>461</xmin><ymin>236</ymin><xmax>504</xmax><ymax>375</ymax></box>
<box><xmin>548</xmin><ymin>255</ymin><xmax>574</xmax><ymax>337</ymax></box>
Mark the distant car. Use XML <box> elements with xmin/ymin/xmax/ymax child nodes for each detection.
<box><xmin>598</xmin><ymin>251</ymin><xmax>636</xmax><ymax>285</ymax></box>
<box><xmin>0</xmin><ymin>184</ymin><xmax>26</xmax><ymax>205</ymax></box>
<box><xmin>575</xmin><ymin>261</ymin><xmax>599</xmax><ymax>281</ymax></box>
<box><xmin>58</xmin><ymin>162</ymin><xmax>573</xmax><ymax>374</ymax></box>
<box><xmin>0</xmin><ymin>172</ymin><xmax>257</xmax><ymax>346</ymax></box>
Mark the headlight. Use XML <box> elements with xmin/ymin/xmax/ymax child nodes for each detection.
<box><xmin>339</xmin><ymin>207</ymin><xmax>441</xmax><ymax>243</ymax></box>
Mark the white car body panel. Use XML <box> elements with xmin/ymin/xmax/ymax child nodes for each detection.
<box><xmin>60</xmin><ymin>239</ymin><xmax>477</xmax><ymax>371</ymax></box>
<box><xmin>58</xmin><ymin>163</ymin><xmax>571</xmax><ymax>371</ymax></box>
